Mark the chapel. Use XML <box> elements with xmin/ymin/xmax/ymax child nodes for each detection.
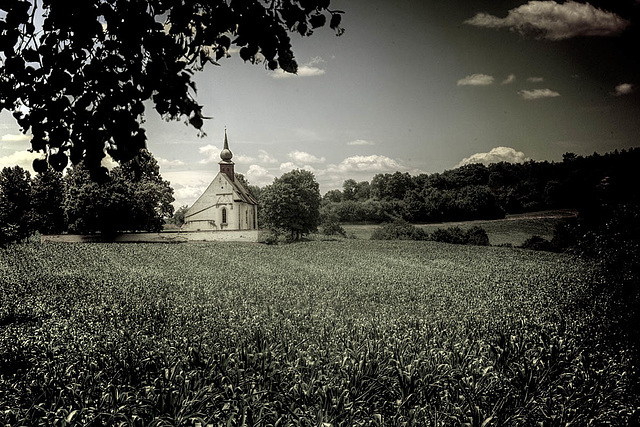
<box><xmin>182</xmin><ymin>131</ymin><xmax>259</xmax><ymax>231</ymax></box>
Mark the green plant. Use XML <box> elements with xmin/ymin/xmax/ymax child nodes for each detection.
<box><xmin>370</xmin><ymin>219</ymin><xmax>427</xmax><ymax>240</ymax></box>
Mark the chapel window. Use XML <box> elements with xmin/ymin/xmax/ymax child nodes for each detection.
<box><xmin>222</xmin><ymin>207</ymin><xmax>227</xmax><ymax>224</ymax></box>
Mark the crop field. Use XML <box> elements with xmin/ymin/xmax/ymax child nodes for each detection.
<box><xmin>1</xmin><ymin>240</ymin><xmax>637</xmax><ymax>425</ymax></box>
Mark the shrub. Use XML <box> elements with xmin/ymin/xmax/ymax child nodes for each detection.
<box><xmin>321</xmin><ymin>219</ymin><xmax>346</xmax><ymax>237</ymax></box>
<box><xmin>429</xmin><ymin>226</ymin><xmax>490</xmax><ymax>246</ymax></box>
<box><xmin>429</xmin><ymin>226</ymin><xmax>467</xmax><ymax>244</ymax></box>
<box><xmin>521</xmin><ymin>235</ymin><xmax>554</xmax><ymax>251</ymax></box>
<box><xmin>465</xmin><ymin>226</ymin><xmax>490</xmax><ymax>246</ymax></box>
<box><xmin>263</xmin><ymin>229</ymin><xmax>280</xmax><ymax>245</ymax></box>
<box><xmin>370</xmin><ymin>219</ymin><xmax>427</xmax><ymax>241</ymax></box>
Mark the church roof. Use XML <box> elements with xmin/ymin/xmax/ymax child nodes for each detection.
<box><xmin>229</xmin><ymin>174</ymin><xmax>258</xmax><ymax>205</ymax></box>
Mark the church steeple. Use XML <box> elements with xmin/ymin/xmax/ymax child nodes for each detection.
<box><xmin>219</xmin><ymin>128</ymin><xmax>235</xmax><ymax>181</ymax></box>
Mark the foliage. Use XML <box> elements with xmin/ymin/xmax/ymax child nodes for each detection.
<box><xmin>550</xmin><ymin>174</ymin><xmax>640</xmax><ymax>362</ymax></box>
<box><xmin>0</xmin><ymin>0</ymin><xmax>344</xmax><ymax>173</ymax></box>
<box><xmin>320</xmin><ymin>213</ymin><xmax>346</xmax><ymax>237</ymax></box>
<box><xmin>321</xmin><ymin>148</ymin><xmax>639</xmax><ymax>224</ymax></box>
<box><xmin>30</xmin><ymin>168</ymin><xmax>66</xmax><ymax>234</ymax></box>
<box><xmin>0</xmin><ymin>241</ymin><xmax>638</xmax><ymax>425</ymax></box>
<box><xmin>115</xmin><ymin>149</ymin><xmax>175</xmax><ymax>231</ymax></box>
<box><xmin>0</xmin><ymin>166</ymin><xmax>33</xmax><ymax>245</ymax></box>
<box><xmin>521</xmin><ymin>235</ymin><xmax>554</xmax><ymax>251</ymax></box>
<box><xmin>429</xmin><ymin>225</ymin><xmax>490</xmax><ymax>246</ymax></box>
<box><xmin>169</xmin><ymin>205</ymin><xmax>189</xmax><ymax>226</ymax></box>
<box><xmin>370</xmin><ymin>219</ymin><xmax>427</xmax><ymax>241</ymax></box>
<box><xmin>464</xmin><ymin>225</ymin><xmax>491</xmax><ymax>246</ymax></box>
<box><xmin>64</xmin><ymin>150</ymin><xmax>174</xmax><ymax>234</ymax></box>
<box><xmin>429</xmin><ymin>226</ymin><xmax>468</xmax><ymax>244</ymax></box>
<box><xmin>260</xmin><ymin>169</ymin><xmax>321</xmax><ymax>240</ymax></box>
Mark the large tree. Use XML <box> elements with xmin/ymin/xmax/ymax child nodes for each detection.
<box><xmin>0</xmin><ymin>0</ymin><xmax>344</xmax><ymax>176</ymax></box>
<box><xmin>0</xmin><ymin>166</ymin><xmax>33</xmax><ymax>244</ymax></box>
<box><xmin>64</xmin><ymin>150</ymin><xmax>174</xmax><ymax>234</ymax></box>
<box><xmin>31</xmin><ymin>168</ymin><xmax>66</xmax><ymax>234</ymax></box>
<box><xmin>260</xmin><ymin>169</ymin><xmax>321</xmax><ymax>240</ymax></box>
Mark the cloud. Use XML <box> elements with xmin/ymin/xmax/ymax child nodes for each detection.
<box><xmin>457</xmin><ymin>74</ymin><xmax>494</xmax><ymax>86</ymax></box>
<box><xmin>246</xmin><ymin>164</ymin><xmax>275</xmax><ymax>186</ymax></box>
<box><xmin>326</xmin><ymin>155</ymin><xmax>403</xmax><ymax>174</ymax></box>
<box><xmin>457</xmin><ymin>147</ymin><xmax>529</xmax><ymax>167</ymax></box>
<box><xmin>465</xmin><ymin>1</ymin><xmax>630</xmax><ymax>40</ymax></box>
<box><xmin>502</xmin><ymin>74</ymin><xmax>516</xmax><ymax>85</ymax></box>
<box><xmin>613</xmin><ymin>83</ymin><xmax>635</xmax><ymax>96</ymax></box>
<box><xmin>271</xmin><ymin>56</ymin><xmax>326</xmax><ymax>79</ymax></box>
<box><xmin>518</xmin><ymin>88</ymin><xmax>560</xmax><ymax>100</ymax></box>
<box><xmin>287</xmin><ymin>150</ymin><xmax>325</xmax><ymax>164</ymax></box>
<box><xmin>279</xmin><ymin>162</ymin><xmax>316</xmax><ymax>173</ymax></box>
<box><xmin>527</xmin><ymin>76</ymin><xmax>544</xmax><ymax>82</ymax></box>
<box><xmin>347</xmin><ymin>139</ymin><xmax>376</xmax><ymax>146</ymax></box>
<box><xmin>1</xmin><ymin>133</ymin><xmax>30</xmax><ymax>143</ymax></box>
<box><xmin>257</xmin><ymin>149</ymin><xmax>278</xmax><ymax>164</ymax></box>
<box><xmin>198</xmin><ymin>144</ymin><xmax>221</xmax><ymax>164</ymax></box>
<box><xmin>157</xmin><ymin>157</ymin><xmax>185</xmax><ymax>167</ymax></box>
<box><xmin>0</xmin><ymin>150</ymin><xmax>39</xmax><ymax>172</ymax></box>
<box><xmin>162</xmin><ymin>170</ymin><xmax>216</xmax><ymax>207</ymax></box>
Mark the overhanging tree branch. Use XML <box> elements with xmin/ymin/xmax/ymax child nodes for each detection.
<box><xmin>0</xmin><ymin>0</ymin><xmax>344</xmax><ymax>177</ymax></box>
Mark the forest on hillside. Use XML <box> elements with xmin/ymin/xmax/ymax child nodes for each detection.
<box><xmin>316</xmin><ymin>148</ymin><xmax>639</xmax><ymax>224</ymax></box>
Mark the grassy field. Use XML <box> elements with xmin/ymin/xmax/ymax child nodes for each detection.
<box><xmin>342</xmin><ymin>210</ymin><xmax>576</xmax><ymax>245</ymax></box>
<box><xmin>1</xmin><ymin>239</ymin><xmax>637</xmax><ymax>425</ymax></box>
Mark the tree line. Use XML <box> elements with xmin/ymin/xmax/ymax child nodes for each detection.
<box><xmin>0</xmin><ymin>150</ymin><xmax>174</xmax><ymax>245</ymax></box>
<box><xmin>319</xmin><ymin>148</ymin><xmax>640</xmax><ymax>223</ymax></box>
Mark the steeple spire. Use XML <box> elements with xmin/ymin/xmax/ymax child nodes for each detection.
<box><xmin>219</xmin><ymin>128</ymin><xmax>235</xmax><ymax>181</ymax></box>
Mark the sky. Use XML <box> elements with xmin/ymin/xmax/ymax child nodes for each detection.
<box><xmin>1</xmin><ymin>0</ymin><xmax>639</xmax><ymax>207</ymax></box>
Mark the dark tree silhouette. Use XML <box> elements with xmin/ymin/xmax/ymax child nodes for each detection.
<box><xmin>0</xmin><ymin>0</ymin><xmax>344</xmax><ymax>176</ymax></box>
<box><xmin>0</xmin><ymin>166</ymin><xmax>33</xmax><ymax>244</ymax></box>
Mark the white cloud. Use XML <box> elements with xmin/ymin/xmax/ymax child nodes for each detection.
<box><xmin>347</xmin><ymin>139</ymin><xmax>376</xmax><ymax>146</ymax></box>
<box><xmin>235</xmin><ymin>154</ymin><xmax>256</xmax><ymax>164</ymax></box>
<box><xmin>271</xmin><ymin>56</ymin><xmax>326</xmax><ymax>79</ymax></box>
<box><xmin>198</xmin><ymin>144</ymin><xmax>221</xmax><ymax>164</ymax></box>
<box><xmin>0</xmin><ymin>150</ymin><xmax>39</xmax><ymax>173</ymax></box>
<box><xmin>279</xmin><ymin>162</ymin><xmax>316</xmax><ymax>173</ymax></box>
<box><xmin>502</xmin><ymin>74</ymin><xmax>516</xmax><ymax>85</ymax></box>
<box><xmin>518</xmin><ymin>88</ymin><xmax>561</xmax><ymax>100</ymax></box>
<box><xmin>326</xmin><ymin>155</ymin><xmax>403</xmax><ymax>174</ymax></box>
<box><xmin>287</xmin><ymin>150</ymin><xmax>325</xmax><ymax>164</ymax></box>
<box><xmin>257</xmin><ymin>149</ymin><xmax>278</xmax><ymax>164</ymax></box>
<box><xmin>246</xmin><ymin>164</ymin><xmax>275</xmax><ymax>187</ymax></box>
<box><xmin>157</xmin><ymin>157</ymin><xmax>185</xmax><ymax>167</ymax></box>
<box><xmin>465</xmin><ymin>1</ymin><xmax>630</xmax><ymax>40</ymax></box>
<box><xmin>279</xmin><ymin>162</ymin><xmax>296</xmax><ymax>172</ymax></box>
<box><xmin>527</xmin><ymin>76</ymin><xmax>544</xmax><ymax>82</ymax></box>
<box><xmin>162</xmin><ymin>170</ymin><xmax>216</xmax><ymax>207</ymax></box>
<box><xmin>457</xmin><ymin>147</ymin><xmax>529</xmax><ymax>167</ymax></box>
<box><xmin>457</xmin><ymin>74</ymin><xmax>495</xmax><ymax>86</ymax></box>
<box><xmin>613</xmin><ymin>83</ymin><xmax>635</xmax><ymax>96</ymax></box>
<box><xmin>1</xmin><ymin>133</ymin><xmax>30</xmax><ymax>143</ymax></box>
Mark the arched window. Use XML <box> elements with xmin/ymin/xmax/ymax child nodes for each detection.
<box><xmin>221</xmin><ymin>207</ymin><xmax>227</xmax><ymax>224</ymax></box>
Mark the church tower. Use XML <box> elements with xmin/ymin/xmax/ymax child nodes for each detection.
<box><xmin>219</xmin><ymin>129</ymin><xmax>235</xmax><ymax>181</ymax></box>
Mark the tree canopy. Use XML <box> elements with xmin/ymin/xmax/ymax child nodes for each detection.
<box><xmin>0</xmin><ymin>0</ymin><xmax>344</xmax><ymax>176</ymax></box>
<box><xmin>260</xmin><ymin>169</ymin><xmax>321</xmax><ymax>240</ymax></box>
<box><xmin>64</xmin><ymin>150</ymin><xmax>174</xmax><ymax>234</ymax></box>
<box><xmin>0</xmin><ymin>165</ymin><xmax>32</xmax><ymax>245</ymax></box>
